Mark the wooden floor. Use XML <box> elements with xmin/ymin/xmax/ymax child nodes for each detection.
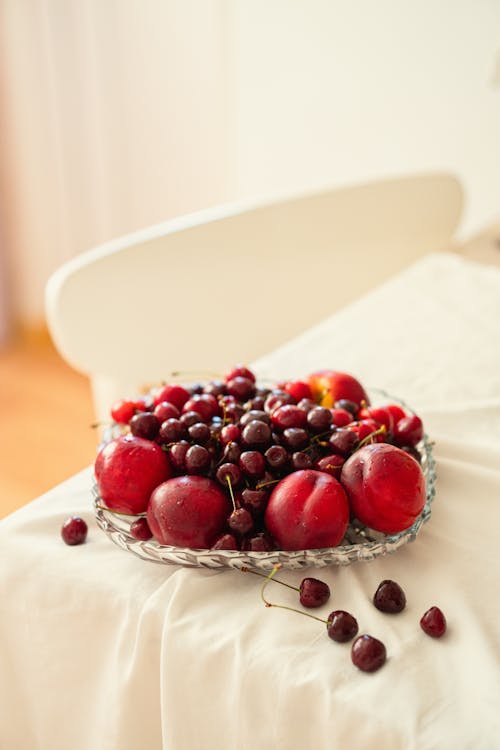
<box><xmin>0</xmin><ymin>334</ymin><xmax>98</xmax><ymax>518</ymax></box>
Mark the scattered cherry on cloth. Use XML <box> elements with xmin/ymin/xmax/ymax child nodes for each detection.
<box><xmin>61</xmin><ymin>517</ymin><xmax>88</xmax><ymax>546</ymax></box>
<box><xmin>420</xmin><ymin>606</ymin><xmax>447</xmax><ymax>638</ymax></box>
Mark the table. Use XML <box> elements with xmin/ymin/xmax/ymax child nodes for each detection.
<box><xmin>1</xmin><ymin>252</ymin><xmax>499</xmax><ymax>750</ymax></box>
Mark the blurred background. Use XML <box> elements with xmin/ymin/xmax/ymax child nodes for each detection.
<box><xmin>1</xmin><ymin>0</ymin><xmax>500</xmax><ymax>515</ymax></box>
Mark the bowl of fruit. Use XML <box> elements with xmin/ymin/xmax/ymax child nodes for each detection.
<box><xmin>92</xmin><ymin>367</ymin><xmax>436</xmax><ymax>569</ymax></box>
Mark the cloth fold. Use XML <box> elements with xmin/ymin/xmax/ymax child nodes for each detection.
<box><xmin>1</xmin><ymin>253</ymin><xmax>499</xmax><ymax>749</ymax></box>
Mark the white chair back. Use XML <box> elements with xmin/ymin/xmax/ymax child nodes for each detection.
<box><xmin>45</xmin><ymin>173</ymin><xmax>462</xmax><ymax>421</ymax></box>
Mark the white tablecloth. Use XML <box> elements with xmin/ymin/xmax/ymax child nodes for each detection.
<box><xmin>1</xmin><ymin>252</ymin><xmax>499</xmax><ymax>750</ymax></box>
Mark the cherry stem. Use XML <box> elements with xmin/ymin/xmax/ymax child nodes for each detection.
<box><xmin>95</xmin><ymin>505</ymin><xmax>146</xmax><ymax>518</ymax></box>
<box><xmin>240</xmin><ymin>565</ymin><xmax>299</xmax><ymax>592</ymax></box>
<box><xmin>357</xmin><ymin>423</ymin><xmax>386</xmax><ymax>449</ymax></box>
<box><xmin>90</xmin><ymin>421</ymin><xmax>109</xmax><ymax>429</ymax></box>
<box><xmin>255</xmin><ymin>478</ymin><xmax>280</xmax><ymax>490</ymax></box>
<box><xmin>220</xmin><ymin>399</ymin><xmax>228</xmax><ymax>428</ymax></box>
<box><xmin>225</xmin><ymin>475</ymin><xmax>237</xmax><ymax>511</ymax></box>
<box><xmin>260</xmin><ymin>565</ymin><xmax>327</xmax><ymax>624</ymax></box>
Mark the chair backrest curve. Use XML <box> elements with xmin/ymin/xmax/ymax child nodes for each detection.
<box><xmin>45</xmin><ymin>173</ymin><xmax>462</xmax><ymax>418</ymax></box>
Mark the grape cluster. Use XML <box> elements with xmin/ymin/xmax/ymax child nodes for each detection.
<box><xmin>110</xmin><ymin>365</ymin><xmax>423</xmax><ymax>551</ymax></box>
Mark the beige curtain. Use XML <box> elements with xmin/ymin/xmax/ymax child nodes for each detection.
<box><xmin>0</xmin><ymin>0</ymin><xmax>232</xmax><ymax>330</ymax></box>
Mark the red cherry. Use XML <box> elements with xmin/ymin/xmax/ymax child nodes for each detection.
<box><xmin>154</xmin><ymin>384</ymin><xmax>190</xmax><ymax>410</ymax></box>
<box><xmin>283</xmin><ymin>380</ymin><xmax>313</xmax><ymax>402</ymax></box>
<box><xmin>420</xmin><ymin>606</ymin><xmax>447</xmax><ymax>638</ymax></box>
<box><xmin>228</xmin><ymin>507</ymin><xmax>254</xmax><ymax>535</ymax></box>
<box><xmin>61</xmin><ymin>517</ymin><xmax>88</xmax><ymax>546</ymax></box>
<box><xmin>242</xmin><ymin>533</ymin><xmax>275</xmax><ymax>551</ymax></box>
<box><xmin>110</xmin><ymin>399</ymin><xmax>137</xmax><ymax>424</ymax></box>
<box><xmin>271</xmin><ymin>405</ymin><xmax>308</xmax><ymax>430</ymax></box>
<box><xmin>385</xmin><ymin>404</ymin><xmax>406</xmax><ymax>423</ymax></box>
<box><xmin>330</xmin><ymin>408</ymin><xmax>353</xmax><ymax>427</ymax></box>
<box><xmin>224</xmin><ymin>365</ymin><xmax>256</xmax><ymax>383</ymax></box>
<box><xmin>351</xmin><ymin>635</ymin><xmax>386</xmax><ymax>672</ymax></box>
<box><xmin>182</xmin><ymin>394</ymin><xmax>221</xmax><ymax>421</ymax></box>
<box><xmin>130</xmin><ymin>517</ymin><xmax>153</xmax><ymax>541</ymax></box>
<box><xmin>347</xmin><ymin>418</ymin><xmax>384</xmax><ymax>443</ymax></box>
<box><xmin>211</xmin><ymin>533</ymin><xmax>239</xmax><ymax>550</ymax></box>
<box><xmin>299</xmin><ymin>578</ymin><xmax>330</xmax><ymax>608</ymax></box>
<box><xmin>226</xmin><ymin>377</ymin><xmax>255</xmax><ymax>401</ymax></box>
<box><xmin>314</xmin><ymin>454</ymin><xmax>345</xmax><ymax>478</ymax></box>
<box><xmin>373</xmin><ymin>580</ymin><xmax>406</xmax><ymax>613</ymax></box>
<box><xmin>153</xmin><ymin>401</ymin><xmax>180</xmax><ymax>422</ymax></box>
<box><xmin>327</xmin><ymin>610</ymin><xmax>359</xmax><ymax>642</ymax></box>
<box><xmin>220</xmin><ymin>424</ymin><xmax>241</xmax><ymax>445</ymax></box>
<box><xmin>394</xmin><ymin>414</ymin><xmax>424</xmax><ymax>447</ymax></box>
<box><xmin>358</xmin><ymin>406</ymin><xmax>394</xmax><ymax>435</ymax></box>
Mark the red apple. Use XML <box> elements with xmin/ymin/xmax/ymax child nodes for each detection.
<box><xmin>95</xmin><ymin>435</ymin><xmax>172</xmax><ymax>514</ymax></box>
<box><xmin>147</xmin><ymin>476</ymin><xmax>231</xmax><ymax>548</ymax></box>
<box><xmin>264</xmin><ymin>469</ymin><xmax>350</xmax><ymax>550</ymax></box>
<box><xmin>308</xmin><ymin>370</ymin><xmax>370</xmax><ymax>408</ymax></box>
<box><xmin>340</xmin><ymin>443</ymin><xmax>426</xmax><ymax>533</ymax></box>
